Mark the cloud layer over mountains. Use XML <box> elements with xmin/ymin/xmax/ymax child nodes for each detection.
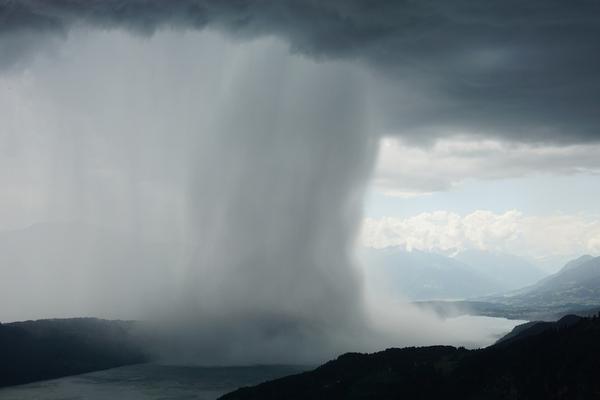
<box><xmin>363</xmin><ymin>210</ymin><xmax>600</xmax><ymax>264</ymax></box>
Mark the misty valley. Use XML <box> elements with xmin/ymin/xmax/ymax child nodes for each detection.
<box><xmin>2</xmin><ymin>1</ymin><xmax>600</xmax><ymax>399</ymax></box>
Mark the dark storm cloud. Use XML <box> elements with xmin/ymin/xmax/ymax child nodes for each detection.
<box><xmin>2</xmin><ymin>0</ymin><xmax>600</xmax><ymax>143</ymax></box>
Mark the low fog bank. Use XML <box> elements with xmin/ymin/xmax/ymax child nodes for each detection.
<box><xmin>360</xmin><ymin>275</ymin><xmax>526</xmax><ymax>352</ymax></box>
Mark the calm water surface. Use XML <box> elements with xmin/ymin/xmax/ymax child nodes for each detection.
<box><xmin>0</xmin><ymin>364</ymin><xmax>306</xmax><ymax>400</ymax></box>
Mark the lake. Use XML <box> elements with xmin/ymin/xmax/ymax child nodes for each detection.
<box><xmin>0</xmin><ymin>364</ymin><xmax>306</xmax><ymax>400</ymax></box>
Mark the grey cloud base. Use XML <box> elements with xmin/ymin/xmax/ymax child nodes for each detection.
<box><xmin>2</xmin><ymin>0</ymin><xmax>600</xmax><ymax>143</ymax></box>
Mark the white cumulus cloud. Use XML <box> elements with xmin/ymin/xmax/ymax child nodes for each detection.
<box><xmin>361</xmin><ymin>210</ymin><xmax>600</xmax><ymax>261</ymax></box>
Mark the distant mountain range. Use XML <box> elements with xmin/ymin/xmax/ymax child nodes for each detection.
<box><xmin>453</xmin><ymin>249</ymin><xmax>546</xmax><ymax>290</ymax></box>
<box><xmin>417</xmin><ymin>255</ymin><xmax>600</xmax><ymax>320</ymax></box>
<box><xmin>360</xmin><ymin>247</ymin><xmax>545</xmax><ymax>301</ymax></box>
<box><xmin>219</xmin><ymin>314</ymin><xmax>600</xmax><ymax>400</ymax></box>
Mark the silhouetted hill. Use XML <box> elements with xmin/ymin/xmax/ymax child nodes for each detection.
<box><xmin>0</xmin><ymin>318</ymin><xmax>148</xmax><ymax>387</ymax></box>
<box><xmin>220</xmin><ymin>315</ymin><xmax>600</xmax><ymax>400</ymax></box>
<box><xmin>494</xmin><ymin>314</ymin><xmax>583</xmax><ymax>345</ymax></box>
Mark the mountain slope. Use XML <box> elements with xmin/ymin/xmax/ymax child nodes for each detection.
<box><xmin>494</xmin><ymin>314</ymin><xmax>583</xmax><ymax>345</ymax></box>
<box><xmin>220</xmin><ymin>315</ymin><xmax>600</xmax><ymax>400</ymax></box>
<box><xmin>490</xmin><ymin>255</ymin><xmax>600</xmax><ymax>308</ymax></box>
<box><xmin>420</xmin><ymin>255</ymin><xmax>600</xmax><ymax>320</ymax></box>
<box><xmin>559</xmin><ymin>254</ymin><xmax>594</xmax><ymax>273</ymax></box>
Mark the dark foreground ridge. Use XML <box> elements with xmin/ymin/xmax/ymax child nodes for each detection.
<box><xmin>0</xmin><ymin>318</ymin><xmax>148</xmax><ymax>387</ymax></box>
<box><xmin>220</xmin><ymin>314</ymin><xmax>600</xmax><ymax>400</ymax></box>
